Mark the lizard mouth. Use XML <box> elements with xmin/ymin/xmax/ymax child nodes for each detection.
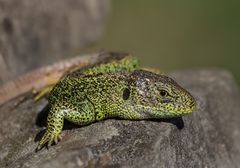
<box><xmin>134</xmin><ymin>105</ymin><xmax>188</xmax><ymax>119</ymax></box>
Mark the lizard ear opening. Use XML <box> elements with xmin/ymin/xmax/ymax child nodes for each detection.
<box><xmin>122</xmin><ymin>88</ymin><xmax>130</xmax><ymax>100</ymax></box>
<box><xmin>160</xmin><ymin>90</ymin><xmax>168</xmax><ymax>97</ymax></box>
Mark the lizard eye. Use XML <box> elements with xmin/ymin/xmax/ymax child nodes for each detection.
<box><xmin>122</xmin><ymin>88</ymin><xmax>130</xmax><ymax>100</ymax></box>
<box><xmin>160</xmin><ymin>90</ymin><xmax>168</xmax><ymax>97</ymax></box>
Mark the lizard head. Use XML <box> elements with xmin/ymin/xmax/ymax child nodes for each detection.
<box><xmin>126</xmin><ymin>70</ymin><xmax>196</xmax><ymax>119</ymax></box>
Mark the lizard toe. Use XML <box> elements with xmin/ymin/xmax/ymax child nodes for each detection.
<box><xmin>37</xmin><ymin>130</ymin><xmax>61</xmax><ymax>151</ymax></box>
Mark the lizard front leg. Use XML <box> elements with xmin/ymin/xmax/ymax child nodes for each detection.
<box><xmin>37</xmin><ymin>104</ymin><xmax>64</xmax><ymax>150</ymax></box>
<box><xmin>37</xmin><ymin>100</ymin><xmax>96</xmax><ymax>150</ymax></box>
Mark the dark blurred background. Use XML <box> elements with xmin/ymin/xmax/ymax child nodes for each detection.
<box><xmin>81</xmin><ymin>0</ymin><xmax>240</xmax><ymax>83</ymax></box>
<box><xmin>0</xmin><ymin>0</ymin><xmax>239</xmax><ymax>84</ymax></box>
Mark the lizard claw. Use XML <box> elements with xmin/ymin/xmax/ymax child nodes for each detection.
<box><xmin>54</xmin><ymin>134</ymin><xmax>62</xmax><ymax>145</ymax></box>
<box><xmin>36</xmin><ymin>130</ymin><xmax>62</xmax><ymax>151</ymax></box>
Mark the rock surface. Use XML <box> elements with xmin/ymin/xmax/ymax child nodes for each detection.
<box><xmin>0</xmin><ymin>0</ymin><xmax>109</xmax><ymax>84</ymax></box>
<box><xmin>0</xmin><ymin>69</ymin><xmax>240</xmax><ymax>168</ymax></box>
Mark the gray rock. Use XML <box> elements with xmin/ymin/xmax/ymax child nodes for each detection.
<box><xmin>0</xmin><ymin>0</ymin><xmax>110</xmax><ymax>83</ymax></box>
<box><xmin>0</xmin><ymin>69</ymin><xmax>240</xmax><ymax>168</ymax></box>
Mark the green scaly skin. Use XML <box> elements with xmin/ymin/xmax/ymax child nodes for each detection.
<box><xmin>37</xmin><ymin>55</ymin><xmax>196</xmax><ymax>150</ymax></box>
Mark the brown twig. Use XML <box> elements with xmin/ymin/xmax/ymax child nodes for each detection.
<box><xmin>0</xmin><ymin>52</ymin><xmax>101</xmax><ymax>106</ymax></box>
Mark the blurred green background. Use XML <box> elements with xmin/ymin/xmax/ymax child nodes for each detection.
<box><xmin>81</xmin><ymin>0</ymin><xmax>240</xmax><ymax>83</ymax></box>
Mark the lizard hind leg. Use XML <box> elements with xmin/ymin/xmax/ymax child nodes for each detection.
<box><xmin>33</xmin><ymin>85</ymin><xmax>54</xmax><ymax>101</ymax></box>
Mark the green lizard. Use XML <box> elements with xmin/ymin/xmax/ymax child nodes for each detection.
<box><xmin>37</xmin><ymin>54</ymin><xmax>196</xmax><ymax>150</ymax></box>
